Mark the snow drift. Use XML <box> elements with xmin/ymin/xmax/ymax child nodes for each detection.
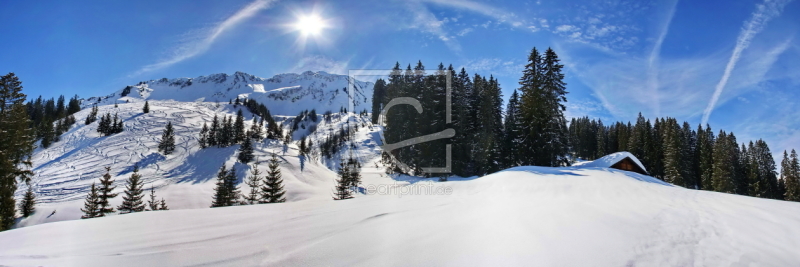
<box><xmin>2</xmin><ymin>166</ymin><xmax>800</xmax><ymax>266</ymax></box>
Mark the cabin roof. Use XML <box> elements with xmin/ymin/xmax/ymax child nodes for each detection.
<box><xmin>576</xmin><ymin>152</ymin><xmax>648</xmax><ymax>174</ymax></box>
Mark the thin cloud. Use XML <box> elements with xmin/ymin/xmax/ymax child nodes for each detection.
<box><xmin>646</xmin><ymin>0</ymin><xmax>678</xmax><ymax>117</ymax></box>
<box><xmin>423</xmin><ymin>0</ymin><xmax>527</xmax><ymax>28</ymax></box>
<box><xmin>403</xmin><ymin>0</ymin><xmax>461</xmax><ymax>52</ymax></box>
<box><xmin>131</xmin><ymin>0</ymin><xmax>276</xmax><ymax>77</ymax></box>
<box><xmin>702</xmin><ymin>0</ymin><xmax>794</xmax><ymax>125</ymax></box>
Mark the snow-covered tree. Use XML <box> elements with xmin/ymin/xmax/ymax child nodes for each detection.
<box><xmin>199</xmin><ymin>122</ymin><xmax>209</xmax><ymax>149</ymax></box>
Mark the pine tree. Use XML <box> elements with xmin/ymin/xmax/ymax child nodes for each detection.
<box><xmin>118</xmin><ymin>165</ymin><xmax>145</xmax><ymax>213</ymax></box>
<box><xmin>663</xmin><ymin>118</ymin><xmax>684</xmax><ymax>186</ymax></box>
<box><xmin>245</xmin><ymin>163</ymin><xmax>262</xmax><ymax>205</ymax></box>
<box><xmin>261</xmin><ymin>153</ymin><xmax>286</xmax><ymax>203</ymax></box>
<box><xmin>199</xmin><ymin>122</ymin><xmax>209</xmax><ymax>149</ymax></box>
<box><xmin>19</xmin><ymin>185</ymin><xmax>36</xmax><ymax>217</ymax></box>
<box><xmin>84</xmin><ymin>105</ymin><xmax>98</xmax><ymax>125</ymax></box>
<box><xmin>143</xmin><ymin>101</ymin><xmax>150</xmax><ymax>113</ymax></box>
<box><xmin>249</xmin><ymin>117</ymin><xmax>262</xmax><ymax>140</ymax></box>
<box><xmin>209</xmin><ymin>115</ymin><xmax>220</xmax><ymax>147</ymax></box>
<box><xmin>158</xmin><ymin>121</ymin><xmax>176</xmax><ymax>155</ymax></box>
<box><xmin>712</xmin><ymin>131</ymin><xmax>736</xmax><ymax>193</ymax></box>
<box><xmin>224</xmin><ymin>167</ymin><xmax>239</xmax><ymax>206</ymax></box>
<box><xmin>518</xmin><ymin>47</ymin><xmax>569</xmax><ymax>167</ymax></box>
<box><xmin>234</xmin><ymin>109</ymin><xmax>246</xmax><ymax>143</ymax></box>
<box><xmin>699</xmin><ymin>124</ymin><xmax>715</xmax><ymax>190</ymax></box>
<box><xmin>237</xmin><ymin>135</ymin><xmax>254</xmax><ymax>163</ymax></box>
<box><xmin>147</xmin><ymin>187</ymin><xmax>159</xmax><ymax>211</ymax></box>
<box><xmin>211</xmin><ymin>165</ymin><xmax>240</xmax><ymax>207</ymax></box>
<box><xmin>159</xmin><ymin>198</ymin><xmax>169</xmax><ymax>210</ymax></box>
<box><xmin>39</xmin><ymin>119</ymin><xmax>55</xmax><ymax>148</ymax></box>
<box><xmin>211</xmin><ymin>165</ymin><xmax>228</xmax><ymax>207</ymax></box>
<box><xmin>371</xmin><ymin>78</ymin><xmax>387</xmax><ymax>124</ymax></box>
<box><xmin>347</xmin><ymin>156</ymin><xmax>362</xmax><ymax>188</ymax></box>
<box><xmin>97</xmin><ymin>166</ymin><xmax>118</xmax><ymax>216</ymax></box>
<box><xmin>333</xmin><ymin>157</ymin><xmax>353</xmax><ymax>200</ymax></box>
<box><xmin>80</xmin><ymin>183</ymin><xmax>100</xmax><ymax>219</ymax></box>
<box><xmin>785</xmin><ymin>149</ymin><xmax>800</xmax><ymax>201</ymax></box>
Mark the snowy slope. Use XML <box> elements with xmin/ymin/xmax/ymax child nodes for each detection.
<box><xmin>88</xmin><ymin>71</ymin><xmax>374</xmax><ymax>116</ymax></box>
<box><xmin>15</xmin><ymin>99</ymin><xmax>378</xmax><ymax>228</ymax></box>
<box><xmin>3</xmin><ymin>167</ymin><xmax>800</xmax><ymax>266</ymax></box>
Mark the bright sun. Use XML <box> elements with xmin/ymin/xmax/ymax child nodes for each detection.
<box><xmin>294</xmin><ymin>15</ymin><xmax>326</xmax><ymax>36</ymax></box>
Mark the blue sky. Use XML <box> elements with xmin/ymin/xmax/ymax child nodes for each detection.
<box><xmin>1</xmin><ymin>0</ymin><xmax>799</xmax><ymax>156</ymax></box>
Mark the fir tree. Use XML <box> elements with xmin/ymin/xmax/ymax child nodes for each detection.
<box><xmin>143</xmin><ymin>101</ymin><xmax>150</xmax><ymax>113</ymax></box>
<box><xmin>209</xmin><ymin>115</ymin><xmax>220</xmax><ymax>147</ymax></box>
<box><xmin>347</xmin><ymin>156</ymin><xmax>362</xmax><ymax>188</ymax></box>
<box><xmin>245</xmin><ymin>163</ymin><xmax>262</xmax><ymax>205</ymax></box>
<box><xmin>97</xmin><ymin>166</ymin><xmax>118</xmax><ymax>216</ymax></box>
<box><xmin>211</xmin><ymin>165</ymin><xmax>240</xmax><ymax>207</ymax></box>
<box><xmin>785</xmin><ymin>149</ymin><xmax>800</xmax><ymax>201</ymax></box>
<box><xmin>39</xmin><ymin>119</ymin><xmax>55</xmax><ymax>148</ymax></box>
<box><xmin>518</xmin><ymin>47</ymin><xmax>569</xmax><ymax>167</ymax></box>
<box><xmin>371</xmin><ymin>78</ymin><xmax>387</xmax><ymax>124</ymax></box>
<box><xmin>84</xmin><ymin>105</ymin><xmax>98</xmax><ymax>125</ymax></box>
<box><xmin>261</xmin><ymin>153</ymin><xmax>286</xmax><ymax>203</ymax></box>
<box><xmin>158</xmin><ymin>121</ymin><xmax>176</xmax><ymax>155</ymax></box>
<box><xmin>199</xmin><ymin>122</ymin><xmax>209</xmax><ymax>149</ymax></box>
<box><xmin>159</xmin><ymin>198</ymin><xmax>169</xmax><ymax>210</ymax></box>
<box><xmin>19</xmin><ymin>185</ymin><xmax>36</xmax><ymax>218</ymax></box>
<box><xmin>237</xmin><ymin>135</ymin><xmax>254</xmax><ymax>163</ymax></box>
<box><xmin>234</xmin><ymin>109</ymin><xmax>246</xmax><ymax>143</ymax></box>
<box><xmin>118</xmin><ymin>165</ymin><xmax>145</xmax><ymax>213</ymax></box>
<box><xmin>333</xmin><ymin>157</ymin><xmax>353</xmax><ymax>200</ymax></box>
<box><xmin>712</xmin><ymin>131</ymin><xmax>736</xmax><ymax>194</ymax></box>
<box><xmin>147</xmin><ymin>187</ymin><xmax>159</xmax><ymax>211</ymax></box>
<box><xmin>80</xmin><ymin>183</ymin><xmax>100</xmax><ymax>219</ymax></box>
<box><xmin>662</xmin><ymin>118</ymin><xmax>684</xmax><ymax>186</ymax></box>
<box><xmin>502</xmin><ymin>89</ymin><xmax>523</xmax><ymax>168</ymax></box>
<box><xmin>249</xmin><ymin>117</ymin><xmax>262</xmax><ymax>140</ymax></box>
<box><xmin>211</xmin><ymin>165</ymin><xmax>228</xmax><ymax>207</ymax></box>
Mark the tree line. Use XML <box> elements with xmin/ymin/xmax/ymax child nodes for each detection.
<box><xmin>25</xmin><ymin>94</ymin><xmax>81</xmax><ymax>148</ymax></box>
<box><xmin>569</xmin><ymin>114</ymin><xmax>800</xmax><ymax>200</ymax></box>
<box><xmin>373</xmin><ymin>47</ymin><xmax>569</xmax><ymax>179</ymax></box>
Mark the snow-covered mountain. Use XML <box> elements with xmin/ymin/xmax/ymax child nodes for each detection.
<box><xmin>88</xmin><ymin>71</ymin><xmax>374</xmax><ymax>116</ymax></box>
<box><xmin>14</xmin><ymin>71</ymin><xmax>381</xmax><ymax>229</ymax></box>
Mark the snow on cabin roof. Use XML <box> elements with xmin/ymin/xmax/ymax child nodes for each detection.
<box><xmin>576</xmin><ymin>152</ymin><xmax>648</xmax><ymax>173</ymax></box>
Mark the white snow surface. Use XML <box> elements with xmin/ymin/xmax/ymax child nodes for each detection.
<box><xmin>574</xmin><ymin>151</ymin><xmax>648</xmax><ymax>173</ymax></box>
<box><xmin>3</xmin><ymin>166</ymin><xmax>800</xmax><ymax>266</ymax></box>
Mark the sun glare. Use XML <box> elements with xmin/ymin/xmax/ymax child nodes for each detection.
<box><xmin>295</xmin><ymin>15</ymin><xmax>326</xmax><ymax>36</ymax></box>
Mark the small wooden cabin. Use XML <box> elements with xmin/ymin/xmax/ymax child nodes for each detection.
<box><xmin>609</xmin><ymin>156</ymin><xmax>648</xmax><ymax>175</ymax></box>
